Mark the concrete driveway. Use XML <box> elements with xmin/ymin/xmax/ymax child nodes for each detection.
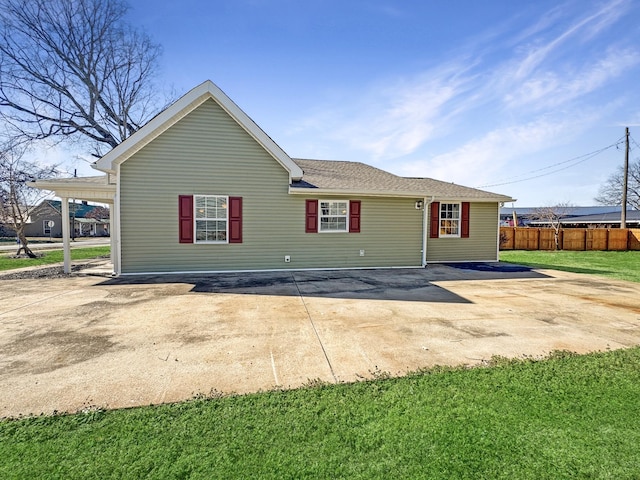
<box><xmin>2</xmin><ymin>263</ymin><xmax>640</xmax><ymax>418</ymax></box>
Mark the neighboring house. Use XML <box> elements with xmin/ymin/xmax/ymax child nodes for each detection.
<box><xmin>557</xmin><ymin>210</ymin><xmax>640</xmax><ymax>228</ymax></box>
<box><xmin>500</xmin><ymin>206</ymin><xmax>622</xmax><ymax>227</ymax></box>
<box><xmin>32</xmin><ymin>80</ymin><xmax>513</xmax><ymax>275</ymax></box>
<box><xmin>3</xmin><ymin>199</ymin><xmax>110</xmax><ymax>237</ymax></box>
<box><xmin>22</xmin><ymin>199</ymin><xmax>63</xmax><ymax>237</ymax></box>
<box><xmin>1</xmin><ymin>200</ymin><xmax>62</xmax><ymax>237</ymax></box>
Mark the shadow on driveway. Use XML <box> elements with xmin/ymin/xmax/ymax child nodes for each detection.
<box><xmin>98</xmin><ymin>264</ymin><xmax>550</xmax><ymax>304</ymax></box>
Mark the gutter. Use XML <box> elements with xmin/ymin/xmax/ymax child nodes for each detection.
<box><xmin>288</xmin><ymin>187</ymin><xmax>513</xmax><ymax>203</ymax></box>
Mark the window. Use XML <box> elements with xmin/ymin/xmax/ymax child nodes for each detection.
<box><xmin>179</xmin><ymin>195</ymin><xmax>242</xmax><ymax>244</ymax></box>
<box><xmin>305</xmin><ymin>199</ymin><xmax>361</xmax><ymax>234</ymax></box>
<box><xmin>440</xmin><ymin>203</ymin><xmax>460</xmax><ymax>237</ymax></box>
<box><xmin>319</xmin><ymin>200</ymin><xmax>348</xmax><ymax>232</ymax></box>
<box><xmin>195</xmin><ymin>195</ymin><xmax>228</xmax><ymax>243</ymax></box>
<box><xmin>430</xmin><ymin>202</ymin><xmax>470</xmax><ymax>239</ymax></box>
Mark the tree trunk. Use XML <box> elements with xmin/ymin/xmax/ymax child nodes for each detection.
<box><xmin>15</xmin><ymin>231</ymin><xmax>36</xmax><ymax>258</ymax></box>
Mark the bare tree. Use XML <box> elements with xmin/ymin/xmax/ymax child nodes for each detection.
<box><xmin>84</xmin><ymin>205</ymin><xmax>109</xmax><ymax>220</ymax></box>
<box><xmin>595</xmin><ymin>159</ymin><xmax>640</xmax><ymax>210</ymax></box>
<box><xmin>0</xmin><ymin>143</ymin><xmax>59</xmax><ymax>257</ymax></box>
<box><xmin>528</xmin><ymin>203</ymin><xmax>575</xmax><ymax>250</ymax></box>
<box><xmin>0</xmin><ymin>0</ymin><xmax>162</xmax><ymax>156</ymax></box>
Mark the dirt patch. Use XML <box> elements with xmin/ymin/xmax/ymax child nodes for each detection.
<box><xmin>1</xmin><ymin>330</ymin><xmax>119</xmax><ymax>375</ymax></box>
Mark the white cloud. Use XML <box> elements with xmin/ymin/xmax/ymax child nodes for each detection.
<box><xmin>504</xmin><ymin>47</ymin><xmax>640</xmax><ymax>109</ymax></box>
<box><xmin>508</xmin><ymin>0</ymin><xmax>629</xmax><ymax>81</ymax></box>
<box><xmin>397</xmin><ymin>118</ymin><xmax>573</xmax><ymax>185</ymax></box>
<box><xmin>289</xmin><ymin>0</ymin><xmax>639</xmax><ymax>185</ymax></box>
<box><xmin>302</xmin><ymin>62</ymin><xmax>476</xmax><ymax>160</ymax></box>
<box><xmin>396</xmin><ymin>105</ymin><xmax>606</xmax><ymax>190</ymax></box>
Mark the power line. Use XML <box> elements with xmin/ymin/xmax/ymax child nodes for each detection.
<box><xmin>477</xmin><ymin>138</ymin><xmax>625</xmax><ymax>189</ymax></box>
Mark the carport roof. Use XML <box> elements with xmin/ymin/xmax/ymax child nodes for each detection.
<box><xmin>290</xmin><ymin>158</ymin><xmax>515</xmax><ymax>202</ymax></box>
<box><xmin>28</xmin><ymin>175</ymin><xmax>115</xmax><ymax>203</ymax></box>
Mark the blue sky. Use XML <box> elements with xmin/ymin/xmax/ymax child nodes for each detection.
<box><xmin>76</xmin><ymin>0</ymin><xmax>640</xmax><ymax>206</ymax></box>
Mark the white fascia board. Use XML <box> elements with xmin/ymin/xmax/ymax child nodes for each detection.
<box><xmin>94</xmin><ymin>80</ymin><xmax>303</xmax><ymax>180</ymax></box>
<box><xmin>91</xmin><ymin>162</ymin><xmax>114</xmax><ymax>174</ymax></box>
<box><xmin>289</xmin><ymin>187</ymin><xmax>513</xmax><ymax>202</ymax></box>
<box><xmin>28</xmin><ymin>179</ymin><xmax>116</xmax><ymax>203</ymax></box>
<box><xmin>289</xmin><ymin>187</ymin><xmax>423</xmax><ymax>198</ymax></box>
<box><xmin>30</xmin><ymin>180</ymin><xmax>115</xmax><ymax>192</ymax></box>
<box><xmin>433</xmin><ymin>196</ymin><xmax>516</xmax><ymax>203</ymax></box>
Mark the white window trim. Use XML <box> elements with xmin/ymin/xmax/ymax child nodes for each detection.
<box><xmin>194</xmin><ymin>194</ymin><xmax>229</xmax><ymax>244</ymax></box>
<box><xmin>439</xmin><ymin>202</ymin><xmax>461</xmax><ymax>238</ymax></box>
<box><xmin>319</xmin><ymin>199</ymin><xmax>349</xmax><ymax>233</ymax></box>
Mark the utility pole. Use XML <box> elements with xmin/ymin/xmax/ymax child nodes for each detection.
<box><xmin>621</xmin><ymin>127</ymin><xmax>629</xmax><ymax>229</ymax></box>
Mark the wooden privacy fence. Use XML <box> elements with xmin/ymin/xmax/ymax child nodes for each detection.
<box><xmin>500</xmin><ymin>227</ymin><xmax>640</xmax><ymax>251</ymax></box>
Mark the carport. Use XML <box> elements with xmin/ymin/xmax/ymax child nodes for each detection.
<box><xmin>29</xmin><ymin>176</ymin><xmax>116</xmax><ymax>273</ymax></box>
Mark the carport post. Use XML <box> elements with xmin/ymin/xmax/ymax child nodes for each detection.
<box><xmin>61</xmin><ymin>197</ymin><xmax>71</xmax><ymax>274</ymax></box>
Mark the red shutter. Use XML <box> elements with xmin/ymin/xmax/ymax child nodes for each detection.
<box><xmin>228</xmin><ymin>196</ymin><xmax>243</xmax><ymax>243</ymax></box>
<box><xmin>305</xmin><ymin>199</ymin><xmax>318</xmax><ymax>233</ymax></box>
<box><xmin>349</xmin><ymin>200</ymin><xmax>361</xmax><ymax>233</ymax></box>
<box><xmin>461</xmin><ymin>202</ymin><xmax>470</xmax><ymax>238</ymax></box>
<box><xmin>178</xmin><ymin>195</ymin><xmax>194</xmax><ymax>244</ymax></box>
<box><xmin>430</xmin><ymin>202</ymin><xmax>440</xmax><ymax>238</ymax></box>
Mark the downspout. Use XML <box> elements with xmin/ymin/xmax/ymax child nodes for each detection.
<box><xmin>497</xmin><ymin>202</ymin><xmax>504</xmax><ymax>262</ymax></box>
<box><xmin>422</xmin><ymin>196</ymin><xmax>435</xmax><ymax>267</ymax></box>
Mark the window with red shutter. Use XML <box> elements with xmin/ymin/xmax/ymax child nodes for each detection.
<box><xmin>178</xmin><ymin>195</ymin><xmax>194</xmax><ymax>243</ymax></box>
<box><xmin>228</xmin><ymin>196</ymin><xmax>243</xmax><ymax>243</ymax></box>
<box><xmin>349</xmin><ymin>200</ymin><xmax>361</xmax><ymax>233</ymax></box>
<box><xmin>461</xmin><ymin>202</ymin><xmax>470</xmax><ymax>238</ymax></box>
<box><xmin>430</xmin><ymin>202</ymin><xmax>440</xmax><ymax>238</ymax></box>
<box><xmin>305</xmin><ymin>199</ymin><xmax>318</xmax><ymax>233</ymax></box>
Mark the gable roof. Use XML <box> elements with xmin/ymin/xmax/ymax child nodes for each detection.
<box><xmin>290</xmin><ymin>159</ymin><xmax>514</xmax><ymax>202</ymax></box>
<box><xmin>93</xmin><ymin>80</ymin><xmax>303</xmax><ymax>180</ymax></box>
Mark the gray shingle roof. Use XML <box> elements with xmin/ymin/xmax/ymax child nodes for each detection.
<box><xmin>291</xmin><ymin>159</ymin><xmax>513</xmax><ymax>201</ymax></box>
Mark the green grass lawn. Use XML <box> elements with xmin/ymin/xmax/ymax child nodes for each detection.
<box><xmin>500</xmin><ymin>250</ymin><xmax>640</xmax><ymax>283</ymax></box>
<box><xmin>0</xmin><ymin>246</ymin><xmax>110</xmax><ymax>271</ymax></box>
<box><xmin>2</xmin><ymin>348</ymin><xmax>640</xmax><ymax>479</ymax></box>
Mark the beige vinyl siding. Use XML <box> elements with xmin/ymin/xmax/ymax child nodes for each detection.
<box><xmin>120</xmin><ymin>99</ymin><xmax>423</xmax><ymax>273</ymax></box>
<box><xmin>426</xmin><ymin>202</ymin><xmax>499</xmax><ymax>262</ymax></box>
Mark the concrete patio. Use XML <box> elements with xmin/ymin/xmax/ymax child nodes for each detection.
<box><xmin>1</xmin><ymin>263</ymin><xmax>640</xmax><ymax>418</ymax></box>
